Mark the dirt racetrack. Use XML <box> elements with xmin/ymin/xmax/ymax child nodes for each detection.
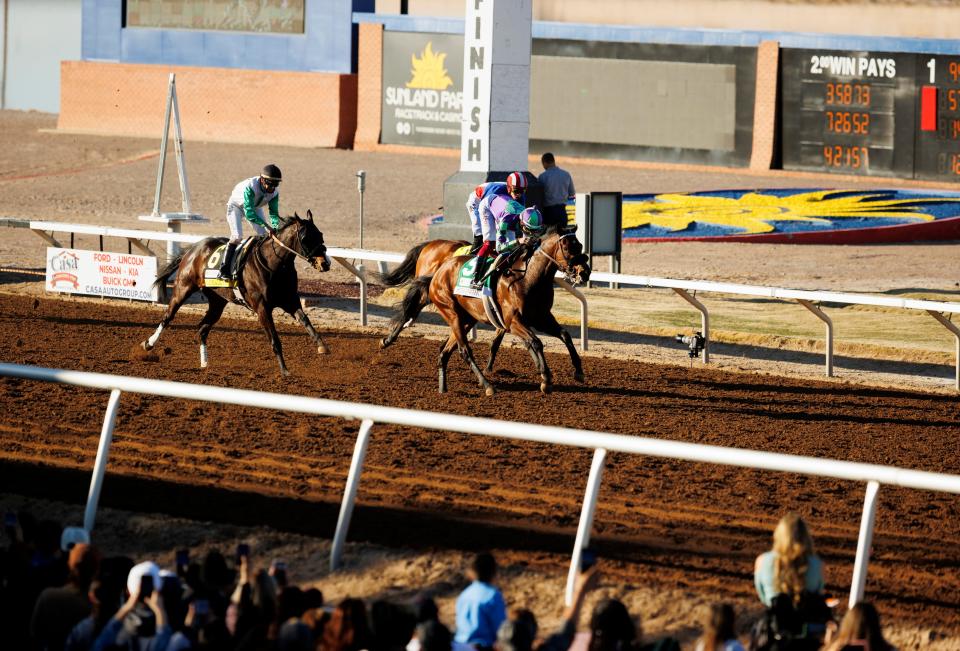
<box><xmin>1</xmin><ymin>291</ymin><xmax>958</xmax><ymax>642</ymax></box>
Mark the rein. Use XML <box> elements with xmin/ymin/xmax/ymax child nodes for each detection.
<box><xmin>252</xmin><ymin>222</ymin><xmax>322</xmax><ymax>277</ymax></box>
<box><xmin>534</xmin><ymin>233</ymin><xmax>576</xmax><ymax>273</ymax></box>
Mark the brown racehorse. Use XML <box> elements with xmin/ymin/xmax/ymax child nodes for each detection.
<box><xmin>378</xmin><ymin>238</ymin><xmax>468</xmax><ymax>348</ymax></box>
<box><xmin>395</xmin><ymin>229</ymin><xmax>590</xmax><ymax>395</ymax></box>
<box><xmin>141</xmin><ymin>211</ymin><xmax>332</xmax><ymax>376</ymax></box>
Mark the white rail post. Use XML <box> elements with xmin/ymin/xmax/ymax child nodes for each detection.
<box><xmin>83</xmin><ymin>389</ymin><xmax>123</xmax><ymax>533</ymax></box>
<box><xmin>330</xmin><ymin>419</ymin><xmax>374</xmax><ymax>571</ymax></box>
<box><xmin>673</xmin><ymin>289</ymin><xmax>709</xmax><ymax>363</ymax></box>
<box><xmin>926</xmin><ymin>310</ymin><xmax>960</xmax><ymax>391</ymax></box>
<box><xmin>358</xmin><ymin>264</ymin><xmax>368</xmax><ymax>326</ymax></box>
<box><xmin>331</xmin><ymin>257</ymin><xmax>369</xmax><ymax>326</ymax></box>
<box><xmin>556</xmin><ymin>278</ymin><xmax>589</xmax><ymax>351</ymax></box>
<box><xmin>798</xmin><ymin>299</ymin><xmax>834</xmax><ymax>377</ymax></box>
<box><xmin>849</xmin><ymin>480</ymin><xmax>881</xmax><ymax>608</ymax></box>
<box><xmin>565</xmin><ymin>448</ymin><xmax>607</xmax><ymax>605</ymax></box>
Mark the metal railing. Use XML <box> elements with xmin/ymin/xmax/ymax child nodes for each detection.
<box><xmin>18</xmin><ymin>220</ymin><xmax>960</xmax><ymax>388</ymax></box>
<box><xmin>2</xmin><ymin>361</ymin><xmax>959</xmax><ymax>610</ymax></box>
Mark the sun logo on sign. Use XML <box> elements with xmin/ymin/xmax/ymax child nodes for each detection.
<box><xmin>406</xmin><ymin>42</ymin><xmax>453</xmax><ymax>90</ymax></box>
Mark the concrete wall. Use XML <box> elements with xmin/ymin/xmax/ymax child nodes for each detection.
<box><xmin>2</xmin><ymin>0</ymin><xmax>81</xmax><ymax>112</ymax></box>
<box><xmin>58</xmin><ymin>61</ymin><xmax>357</xmax><ymax>148</ymax></box>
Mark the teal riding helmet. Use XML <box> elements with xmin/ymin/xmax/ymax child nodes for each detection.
<box><xmin>520</xmin><ymin>207</ymin><xmax>544</xmax><ymax>235</ymax></box>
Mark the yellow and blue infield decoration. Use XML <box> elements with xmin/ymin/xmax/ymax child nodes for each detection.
<box><xmin>610</xmin><ymin>189</ymin><xmax>960</xmax><ymax>243</ymax></box>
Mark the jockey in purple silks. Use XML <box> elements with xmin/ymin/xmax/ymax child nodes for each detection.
<box><xmin>470</xmin><ymin>197</ymin><xmax>544</xmax><ymax>288</ymax></box>
<box><xmin>465</xmin><ymin>171</ymin><xmax>527</xmax><ymax>255</ymax></box>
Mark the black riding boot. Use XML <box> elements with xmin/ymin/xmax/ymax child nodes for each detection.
<box><xmin>469</xmin><ymin>234</ymin><xmax>483</xmax><ymax>254</ymax></box>
<box><xmin>218</xmin><ymin>242</ymin><xmax>238</xmax><ymax>279</ymax></box>
<box><xmin>471</xmin><ymin>256</ymin><xmax>488</xmax><ymax>288</ymax></box>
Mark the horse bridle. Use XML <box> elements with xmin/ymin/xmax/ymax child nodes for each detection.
<box><xmin>534</xmin><ymin>232</ymin><xmax>582</xmax><ymax>279</ymax></box>
<box><xmin>267</xmin><ymin>221</ymin><xmax>326</xmax><ymax>262</ymax></box>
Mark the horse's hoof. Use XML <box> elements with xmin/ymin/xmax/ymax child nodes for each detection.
<box><xmin>141</xmin><ymin>341</ymin><xmax>152</xmax><ymax>351</ymax></box>
<box><xmin>540</xmin><ymin>382</ymin><xmax>552</xmax><ymax>395</ymax></box>
<box><xmin>200</xmin><ymin>361</ymin><xmax>208</xmax><ymax>369</ymax></box>
<box><xmin>317</xmin><ymin>344</ymin><xmax>330</xmax><ymax>355</ymax></box>
<box><xmin>574</xmin><ymin>371</ymin><xmax>585</xmax><ymax>383</ymax></box>
<box><xmin>484</xmin><ymin>386</ymin><xmax>495</xmax><ymax>397</ymax></box>
<box><xmin>379</xmin><ymin>337</ymin><xmax>390</xmax><ymax>350</ymax></box>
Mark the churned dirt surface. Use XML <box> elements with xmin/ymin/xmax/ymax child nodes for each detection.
<box><xmin>0</xmin><ymin>293</ymin><xmax>958</xmax><ymax>648</ymax></box>
<box><xmin>2</xmin><ymin>109</ymin><xmax>960</xmax><ymax>647</ymax></box>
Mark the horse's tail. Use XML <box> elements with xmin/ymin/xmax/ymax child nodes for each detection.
<box><xmin>379</xmin><ymin>241</ymin><xmax>429</xmax><ymax>287</ymax></box>
<box><xmin>151</xmin><ymin>252</ymin><xmax>185</xmax><ymax>301</ymax></box>
<box><xmin>391</xmin><ymin>274</ymin><xmax>434</xmax><ymax>329</ymax></box>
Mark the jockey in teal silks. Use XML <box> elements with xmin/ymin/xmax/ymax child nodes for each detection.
<box><xmin>465</xmin><ymin>171</ymin><xmax>528</xmax><ymax>254</ymax></box>
<box><xmin>219</xmin><ymin>164</ymin><xmax>282</xmax><ymax>279</ymax></box>
<box><xmin>471</xmin><ymin>197</ymin><xmax>544</xmax><ymax>288</ymax></box>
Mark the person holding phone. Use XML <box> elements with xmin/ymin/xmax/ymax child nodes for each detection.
<box><xmin>90</xmin><ymin>561</ymin><xmax>172</xmax><ymax>651</ymax></box>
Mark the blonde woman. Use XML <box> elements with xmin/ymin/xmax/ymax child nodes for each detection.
<box><xmin>753</xmin><ymin>512</ymin><xmax>825</xmax><ymax>606</ymax></box>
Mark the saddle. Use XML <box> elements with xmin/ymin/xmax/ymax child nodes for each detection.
<box><xmin>453</xmin><ymin>253</ymin><xmax>516</xmax><ymax>330</ymax></box>
<box><xmin>202</xmin><ymin>237</ymin><xmax>256</xmax><ymax>288</ymax></box>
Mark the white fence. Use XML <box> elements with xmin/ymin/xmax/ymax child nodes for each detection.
<box><xmin>15</xmin><ymin>220</ymin><xmax>960</xmax><ymax>390</ymax></box>
<box><xmin>2</xmin><ymin>361</ymin><xmax>960</xmax><ymax>610</ymax></box>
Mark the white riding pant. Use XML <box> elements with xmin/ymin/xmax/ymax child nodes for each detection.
<box><xmin>226</xmin><ymin>204</ymin><xmax>266</xmax><ymax>243</ymax></box>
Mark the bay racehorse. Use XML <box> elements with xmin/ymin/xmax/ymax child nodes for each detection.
<box><xmin>378</xmin><ymin>238</ymin><xmax>468</xmax><ymax>348</ymax></box>
<box><xmin>395</xmin><ymin>229</ymin><xmax>590</xmax><ymax>395</ymax></box>
<box><xmin>141</xmin><ymin>211</ymin><xmax>331</xmax><ymax>376</ymax></box>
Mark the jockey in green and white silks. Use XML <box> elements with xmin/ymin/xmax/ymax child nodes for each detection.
<box><xmin>219</xmin><ymin>164</ymin><xmax>282</xmax><ymax>278</ymax></box>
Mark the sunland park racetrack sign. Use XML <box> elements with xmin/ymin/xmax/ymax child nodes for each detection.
<box><xmin>381</xmin><ymin>32</ymin><xmax>464</xmax><ymax>148</ymax></box>
<box><xmin>46</xmin><ymin>248</ymin><xmax>158</xmax><ymax>302</ymax></box>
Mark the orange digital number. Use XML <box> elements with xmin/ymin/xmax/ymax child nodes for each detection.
<box><xmin>825</xmin><ymin>82</ymin><xmax>871</xmax><ymax>106</ymax></box>
<box><xmin>945</xmin><ymin>89</ymin><xmax>960</xmax><ymax>113</ymax></box>
<box><xmin>823</xmin><ymin>145</ymin><xmax>868</xmax><ymax>170</ymax></box>
<box><xmin>950</xmin><ymin>61</ymin><xmax>960</xmax><ymax>84</ymax></box>
<box><xmin>826</xmin><ymin>111</ymin><xmax>870</xmax><ymax>135</ymax></box>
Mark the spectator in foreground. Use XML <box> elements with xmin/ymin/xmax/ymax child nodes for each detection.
<box><xmin>318</xmin><ymin>597</ymin><xmax>372</xmax><ymax>651</ymax></box>
<box><xmin>92</xmin><ymin>561</ymin><xmax>171</xmax><ymax>651</ymax></box>
<box><xmin>754</xmin><ymin>512</ymin><xmax>824</xmax><ymax>606</ymax></box>
<box><xmin>569</xmin><ymin>598</ymin><xmax>637</xmax><ymax>651</ymax></box>
<box><xmin>31</xmin><ymin>542</ymin><xmax>101</xmax><ymax>651</ymax></box>
<box><xmin>454</xmin><ymin>552</ymin><xmax>507</xmax><ymax>651</ymax></box>
<box><xmin>693</xmin><ymin>603</ymin><xmax>743</xmax><ymax>651</ymax></box>
<box><xmin>497</xmin><ymin>565</ymin><xmax>600</xmax><ymax>651</ymax></box>
<box><xmin>537</xmin><ymin>153</ymin><xmax>575</xmax><ymax>232</ymax></box>
<box><xmin>823</xmin><ymin>602</ymin><xmax>896</xmax><ymax>651</ymax></box>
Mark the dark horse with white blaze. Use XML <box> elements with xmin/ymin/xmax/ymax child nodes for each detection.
<box><xmin>141</xmin><ymin>211</ymin><xmax>331</xmax><ymax>376</ymax></box>
<box><xmin>393</xmin><ymin>229</ymin><xmax>590</xmax><ymax>395</ymax></box>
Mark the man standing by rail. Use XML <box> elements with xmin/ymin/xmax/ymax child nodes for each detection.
<box><xmin>538</xmin><ymin>153</ymin><xmax>575</xmax><ymax>231</ymax></box>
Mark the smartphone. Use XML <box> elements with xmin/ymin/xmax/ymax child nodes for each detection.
<box><xmin>140</xmin><ymin>574</ymin><xmax>154</xmax><ymax>599</ymax></box>
<box><xmin>236</xmin><ymin>543</ymin><xmax>250</xmax><ymax>563</ymax></box>
<box><xmin>176</xmin><ymin>549</ymin><xmax>190</xmax><ymax>568</ymax></box>
<box><xmin>580</xmin><ymin>548</ymin><xmax>597</xmax><ymax>572</ymax></box>
<box><xmin>194</xmin><ymin>598</ymin><xmax>209</xmax><ymax>616</ymax></box>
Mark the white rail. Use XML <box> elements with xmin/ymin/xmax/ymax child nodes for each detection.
<box><xmin>2</xmin><ymin>361</ymin><xmax>959</xmax><ymax>610</ymax></box>
<box><xmin>20</xmin><ymin>220</ymin><xmax>960</xmax><ymax>388</ymax></box>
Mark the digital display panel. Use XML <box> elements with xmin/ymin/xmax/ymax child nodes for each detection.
<box><xmin>781</xmin><ymin>49</ymin><xmax>916</xmax><ymax>177</ymax></box>
<box><xmin>914</xmin><ymin>55</ymin><xmax>960</xmax><ymax>181</ymax></box>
